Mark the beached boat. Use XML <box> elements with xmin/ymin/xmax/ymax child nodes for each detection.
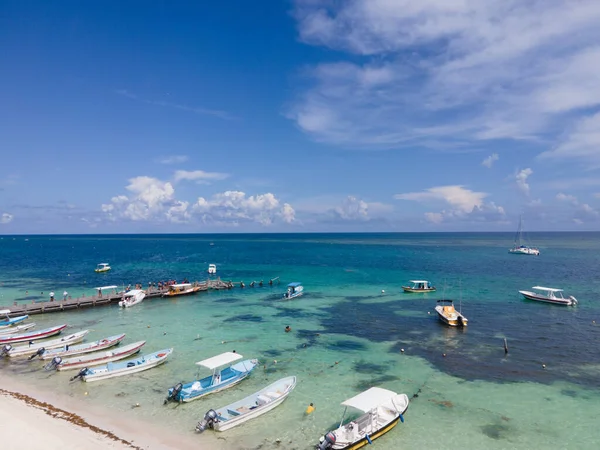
<box><xmin>402</xmin><ymin>280</ymin><xmax>436</xmax><ymax>293</ymax></box>
<box><xmin>46</xmin><ymin>341</ymin><xmax>146</xmax><ymax>371</ymax></box>
<box><xmin>509</xmin><ymin>216</ymin><xmax>539</xmax><ymax>255</ymax></box>
<box><xmin>519</xmin><ymin>286</ymin><xmax>578</xmax><ymax>306</ymax></box>
<box><xmin>1</xmin><ymin>330</ymin><xmax>89</xmax><ymax>358</ymax></box>
<box><xmin>0</xmin><ymin>310</ymin><xmax>29</xmax><ymax>329</ymax></box>
<box><xmin>39</xmin><ymin>333</ymin><xmax>126</xmax><ymax>360</ymax></box>
<box><xmin>70</xmin><ymin>348</ymin><xmax>173</xmax><ymax>382</ymax></box>
<box><xmin>0</xmin><ymin>324</ymin><xmax>67</xmax><ymax>345</ymax></box>
<box><xmin>0</xmin><ymin>323</ymin><xmax>35</xmax><ymax>336</ymax></box>
<box><xmin>208</xmin><ymin>264</ymin><xmax>217</xmax><ymax>274</ymax></box>
<box><xmin>165</xmin><ymin>352</ymin><xmax>258</xmax><ymax>404</ymax></box>
<box><xmin>119</xmin><ymin>289</ymin><xmax>145</xmax><ymax>308</ymax></box>
<box><xmin>283</xmin><ymin>282</ymin><xmax>303</xmax><ymax>299</ymax></box>
<box><xmin>435</xmin><ymin>299</ymin><xmax>468</xmax><ymax>327</ymax></box>
<box><xmin>315</xmin><ymin>387</ymin><xmax>409</xmax><ymax>450</ymax></box>
<box><xmin>162</xmin><ymin>283</ymin><xmax>202</xmax><ymax>297</ymax></box>
<box><xmin>196</xmin><ymin>376</ymin><xmax>296</xmax><ymax>433</ymax></box>
<box><xmin>94</xmin><ymin>263</ymin><xmax>111</xmax><ymax>273</ymax></box>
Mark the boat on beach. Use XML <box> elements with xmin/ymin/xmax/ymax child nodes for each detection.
<box><xmin>1</xmin><ymin>330</ymin><xmax>89</xmax><ymax>358</ymax></box>
<box><xmin>0</xmin><ymin>324</ymin><xmax>67</xmax><ymax>345</ymax></box>
<box><xmin>0</xmin><ymin>310</ymin><xmax>29</xmax><ymax>329</ymax></box>
<box><xmin>196</xmin><ymin>376</ymin><xmax>297</xmax><ymax>433</ymax></box>
<box><xmin>519</xmin><ymin>286</ymin><xmax>578</xmax><ymax>306</ymax></box>
<box><xmin>162</xmin><ymin>283</ymin><xmax>202</xmax><ymax>297</ymax></box>
<box><xmin>46</xmin><ymin>341</ymin><xmax>146</xmax><ymax>371</ymax></box>
<box><xmin>283</xmin><ymin>282</ymin><xmax>303</xmax><ymax>299</ymax></box>
<box><xmin>315</xmin><ymin>387</ymin><xmax>409</xmax><ymax>450</ymax></box>
<box><xmin>94</xmin><ymin>263</ymin><xmax>111</xmax><ymax>273</ymax></box>
<box><xmin>39</xmin><ymin>333</ymin><xmax>126</xmax><ymax>360</ymax></box>
<box><xmin>70</xmin><ymin>348</ymin><xmax>173</xmax><ymax>382</ymax></box>
<box><xmin>509</xmin><ymin>216</ymin><xmax>539</xmax><ymax>255</ymax></box>
<box><xmin>435</xmin><ymin>299</ymin><xmax>468</xmax><ymax>327</ymax></box>
<box><xmin>208</xmin><ymin>264</ymin><xmax>217</xmax><ymax>274</ymax></box>
<box><xmin>119</xmin><ymin>289</ymin><xmax>145</xmax><ymax>308</ymax></box>
<box><xmin>0</xmin><ymin>322</ymin><xmax>36</xmax><ymax>336</ymax></box>
<box><xmin>402</xmin><ymin>280</ymin><xmax>436</xmax><ymax>293</ymax></box>
<box><xmin>165</xmin><ymin>352</ymin><xmax>258</xmax><ymax>404</ymax></box>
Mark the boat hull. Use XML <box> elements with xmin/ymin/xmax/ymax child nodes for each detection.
<box><xmin>434</xmin><ymin>306</ymin><xmax>467</xmax><ymax>327</ymax></box>
<box><xmin>162</xmin><ymin>287</ymin><xmax>202</xmax><ymax>297</ymax></box>
<box><xmin>182</xmin><ymin>373</ymin><xmax>250</xmax><ymax>403</ymax></box>
<box><xmin>83</xmin><ymin>349</ymin><xmax>172</xmax><ymax>382</ymax></box>
<box><xmin>0</xmin><ymin>324</ymin><xmax>67</xmax><ymax>344</ymax></box>
<box><xmin>509</xmin><ymin>248</ymin><xmax>540</xmax><ymax>256</ymax></box>
<box><xmin>519</xmin><ymin>291</ymin><xmax>575</xmax><ymax>306</ymax></box>
<box><xmin>402</xmin><ymin>287</ymin><xmax>436</xmax><ymax>293</ymax></box>
<box><xmin>335</xmin><ymin>414</ymin><xmax>401</xmax><ymax>450</ymax></box>
<box><xmin>0</xmin><ymin>323</ymin><xmax>35</xmax><ymax>336</ymax></box>
<box><xmin>57</xmin><ymin>341</ymin><xmax>146</xmax><ymax>371</ymax></box>
<box><xmin>7</xmin><ymin>331</ymin><xmax>88</xmax><ymax>357</ymax></box>
<box><xmin>0</xmin><ymin>315</ymin><xmax>29</xmax><ymax>329</ymax></box>
<box><xmin>41</xmin><ymin>333</ymin><xmax>126</xmax><ymax>360</ymax></box>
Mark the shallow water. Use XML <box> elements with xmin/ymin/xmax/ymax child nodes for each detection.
<box><xmin>1</xmin><ymin>233</ymin><xmax>600</xmax><ymax>449</ymax></box>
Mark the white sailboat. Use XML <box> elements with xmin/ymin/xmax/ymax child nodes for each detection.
<box><xmin>509</xmin><ymin>216</ymin><xmax>539</xmax><ymax>256</ymax></box>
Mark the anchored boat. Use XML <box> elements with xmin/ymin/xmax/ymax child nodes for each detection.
<box><xmin>0</xmin><ymin>324</ymin><xmax>67</xmax><ymax>345</ymax></box>
<box><xmin>315</xmin><ymin>387</ymin><xmax>409</xmax><ymax>450</ymax></box>
<box><xmin>119</xmin><ymin>289</ymin><xmax>145</xmax><ymax>308</ymax></box>
<box><xmin>0</xmin><ymin>323</ymin><xmax>35</xmax><ymax>336</ymax></box>
<box><xmin>95</xmin><ymin>263</ymin><xmax>111</xmax><ymax>273</ymax></box>
<box><xmin>283</xmin><ymin>282</ymin><xmax>303</xmax><ymax>300</ymax></box>
<box><xmin>434</xmin><ymin>299</ymin><xmax>468</xmax><ymax>327</ymax></box>
<box><xmin>197</xmin><ymin>376</ymin><xmax>297</xmax><ymax>433</ymax></box>
<box><xmin>1</xmin><ymin>330</ymin><xmax>89</xmax><ymax>358</ymax></box>
<box><xmin>519</xmin><ymin>286</ymin><xmax>578</xmax><ymax>306</ymax></box>
<box><xmin>46</xmin><ymin>341</ymin><xmax>146</xmax><ymax>371</ymax></box>
<box><xmin>39</xmin><ymin>333</ymin><xmax>126</xmax><ymax>360</ymax></box>
<box><xmin>402</xmin><ymin>280</ymin><xmax>436</xmax><ymax>293</ymax></box>
<box><xmin>162</xmin><ymin>283</ymin><xmax>202</xmax><ymax>297</ymax></box>
<box><xmin>509</xmin><ymin>216</ymin><xmax>539</xmax><ymax>255</ymax></box>
<box><xmin>0</xmin><ymin>310</ymin><xmax>29</xmax><ymax>329</ymax></box>
<box><xmin>208</xmin><ymin>264</ymin><xmax>217</xmax><ymax>274</ymax></box>
<box><xmin>165</xmin><ymin>352</ymin><xmax>258</xmax><ymax>404</ymax></box>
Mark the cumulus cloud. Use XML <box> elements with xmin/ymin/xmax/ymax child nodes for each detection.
<box><xmin>555</xmin><ymin>192</ymin><xmax>599</xmax><ymax>221</ymax></box>
<box><xmin>290</xmin><ymin>0</ymin><xmax>600</xmax><ymax>159</ymax></box>
<box><xmin>482</xmin><ymin>153</ymin><xmax>499</xmax><ymax>168</ymax></box>
<box><xmin>173</xmin><ymin>170</ymin><xmax>229</xmax><ymax>184</ymax></box>
<box><xmin>332</xmin><ymin>196</ymin><xmax>369</xmax><ymax>221</ymax></box>
<box><xmin>515</xmin><ymin>168</ymin><xmax>533</xmax><ymax>196</ymax></box>
<box><xmin>0</xmin><ymin>213</ymin><xmax>13</xmax><ymax>224</ymax></box>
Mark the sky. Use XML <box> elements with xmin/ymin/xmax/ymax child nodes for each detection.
<box><xmin>1</xmin><ymin>0</ymin><xmax>600</xmax><ymax>234</ymax></box>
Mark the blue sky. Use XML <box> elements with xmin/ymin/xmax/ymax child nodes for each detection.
<box><xmin>2</xmin><ymin>0</ymin><xmax>600</xmax><ymax>233</ymax></box>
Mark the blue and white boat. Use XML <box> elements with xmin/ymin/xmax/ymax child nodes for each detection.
<box><xmin>165</xmin><ymin>352</ymin><xmax>258</xmax><ymax>404</ymax></box>
<box><xmin>283</xmin><ymin>282</ymin><xmax>303</xmax><ymax>300</ymax></box>
<box><xmin>70</xmin><ymin>348</ymin><xmax>173</xmax><ymax>382</ymax></box>
<box><xmin>0</xmin><ymin>310</ymin><xmax>29</xmax><ymax>330</ymax></box>
<box><xmin>196</xmin><ymin>376</ymin><xmax>297</xmax><ymax>433</ymax></box>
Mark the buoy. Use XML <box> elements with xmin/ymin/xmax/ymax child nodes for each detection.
<box><xmin>273</xmin><ymin>360</ymin><xmax>277</xmax><ymax>364</ymax></box>
<box><xmin>221</xmin><ymin>340</ymin><xmax>226</xmax><ymax>344</ymax></box>
<box><xmin>542</xmin><ymin>364</ymin><xmax>546</xmax><ymax>369</ymax></box>
<box><xmin>84</xmin><ymin>392</ymin><xmax>88</xmax><ymax>396</ymax></box>
<box><xmin>442</xmin><ymin>353</ymin><xmax>446</xmax><ymax>357</ymax></box>
<box><xmin>135</xmin><ymin>402</ymin><xmax>140</xmax><ymax>407</ymax></box>
<box><xmin>427</xmin><ymin>311</ymin><xmax>431</xmax><ymax>315</ymax></box>
<box><xmin>147</xmin><ymin>325</ymin><xmax>150</xmax><ymax>328</ymax></box>
<box><xmin>401</xmin><ymin>348</ymin><xmax>405</xmax><ymax>353</ymax></box>
<box><xmin>381</xmin><ymin>290</ymin><xmax>385</xmax><ymax>294</ymax></box>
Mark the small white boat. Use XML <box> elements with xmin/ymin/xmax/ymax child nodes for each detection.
<box><xmin>46</xmin><ymin>341</ymin><xmax>146</xmax><ymax>371</ymax></box>
<box><xmin>509</xmin><ymin>216</ymin><xmax>539</xmax><ymax>255</ymax></box>
<box><xmin>315</xmin><ymin>387</ymin><xmax>409</xmax><ymax>450</ymax></box>
<box><xmin>519</xmin><ymin>286</ymin><xmax>578</xmax><ymax>306</ymax></box>
<box><xmin>119</xmin><ymin>289</ymin><xmax>145</xmax><ymax>308</ymax></box>
<box><xmin>402</xmin><ymin>280</ymin><xmax>436</xmax><ymax>293</ymax></box>
<box><xmin>40</xmin><ymin>333</ymin><xmax>126</xmax><ymax>360</ymax></box>
<box><xmin>0</xmin><ymin>310</ymin><xmax>29</xmax><ymax>329</ymax></box>
<box><xmin>0</xmin><ymin>323</ymin><xmax>35</xmax><ymax>336</ymax></box>
<box><xmin>0</xmin><ymin>324</ymin><xmax>67</xmax><ymax>344</ymax></box>
<box><xmin>95</xmin><ymin>263</ymin><xmax>111</xmax><ymax>273</ymax></box>
<box><xmin>196</xmin><ymin>376</ymin><xmax>297</xmax><ymax>433</ymax></box>
<box><xmin>1</xmin><ymin>330</ymin><xmax>89</xmax><ymax>358</ymax></box>
<box><xmin>70</xmin><ymin>348</ymin><xmax>173</xmax><ymax>382</ymax></box>
<box><xmin>283</xmin><ymin>282</ymin><xmax>303</xmax><ymax>299</ymax></box>
<box><xmin>435</xmin><ymin>300</ymin><xmax>468</xmax><ymax>327</ymax></box>
<box><xmin>208</xmin><ymin>264</ymin><xmax>217</xmax><ymax>274</ymax></box>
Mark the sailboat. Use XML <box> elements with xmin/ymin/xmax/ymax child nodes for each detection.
<box><xmin>509</xmin><ymin>216</ymin><xmax>539</xmax><ymax>256</ymax></box>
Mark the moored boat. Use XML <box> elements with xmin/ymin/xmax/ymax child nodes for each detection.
<box><xmin>0</xmin><ymin>310</ymin><xmax>29</xmax><ymax>329</ymax></box>
<box><xmin>434</xmin><ymin>300</ymin><xmax>468</xmax><ymax>327</ymax></box>
<box><xmin>46</xmin><ymin>341</ymin><xmax>146</xmax><ymax>371</ymax></box>
<box><xmin>1</xmin><ymin>330</ymin><xmax>89</xmax><ymax>358</ymax></box>
<box><xmin>70</xmin><ymin>348</ymin><xmax>173</xmax><ymax>382</ymax></box>
<box><xmin>519</xmin><ymin>286</ymin><xmax>578</xmax><ymax>306</ymax></box>
<box><xmin>162</xmin><ymin>283</ymin><xmax>202</xmax><ymax>297</ymax></box>
<box><xmin>509</xmin><ymin>216</ymin><xmax>539</xmax><ymax>255</ymax></box>
<box><xmin>165</xmin><ymin>352</ymin><xmax>258</xmax><ymax>404</ymax></box>
<box><xmin>119</xmin><ymin>289</ymin><xmax>145</xmax><ymax>308</ymax></box>
<box><xmin>0</xmin><ymin>324</ymin><xmax>67</xmax><ymax>345</ymax></box>
<box><xmin>315</xmin><ymin>387</ymin><xmax>409</xmax><ymax>450</ymax></box>
<box><xmin>402</xmin><ymin>280</ymin><xmax>436</xmax><ymax>293</ymax></box>
<box><xmin>196</xmin><ymin>376</ymin><xmax>297</xmax><ymax>433</ymax></box>
<box><xmin>0</xmin><ymin>323</ymin><xmax>35</xmax><ymax>336</ymax></box>
<box><xmin>208</xmin><ymin>264</ymin><xmax>217</xmax><ymax>274</ymax></box>
<box><xmin>283</xmin><ymin>282</ymin><xmax>303</xmax><ymax>299</ymax></box>
<box><xmin>94</xmin><ymin>263</ymin><xmax>111</xmax><ymax>273</ymax></box>
<box><xmin>39</xmin><ymin>333</ymin><xmax>126</xmax><ymax>360</ymax></box>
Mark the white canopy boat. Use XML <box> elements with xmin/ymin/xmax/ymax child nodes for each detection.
<box><xmin>0</xmin><ymin>324</ymin><xmax>67</xmax><ymax>344</ymax></box>
<box><xmin>0</xmin><ymin>323</ymin><xmax>35</xmax><ymax>336</ymax></box>
<box><xmin>509</xmin><ymin>216</ymin><xmax>539</xmax><ymax>255</ymax></box>
<box><xmin>70</xmin><ymin>348</ymin><xmax>173</xmax><ymax>383</ymax></box>
<box><xmin>39</xmin><ymin>333</ymin><xmax>126</xmax><ymax>360</ymax></box>
<box><xmin>316</xmin><ymin>387</ymin><xmax>409</xmax><ymax>450</ymax></box>
<box><xmin>519</xmin><ymin>286</ymin><xmax>578</xmax><ymax>306</ymax></box>
<box><xmin>94</xmin><ymin>263</ymin><xmax>111</xmax><ymax>273</ymax></box>
<box><xmin>119</xmin><ymin>289</ymin><xmax>145</xmax><ymax>308</ymax></box>
<box><xmin>208</xmin><ymin>264</ymin><xmax>217</xmax><ymax>274</ymax></box>
<box><xmin>402</xmin><ymin>280</ymin><xmax>436</xmax><ymax>293</ymax></box>
<box><xmin>46</xmin><ymin>341</ymin><xmax>146</xmax><ymax>371</ymax></box>
<box><xmin>196</xmin><ymin>376</ymin><xmax>297</xmax><ymax>433</ymax></box>
<box><xmin>283</xmin><ymin>282</ymin><xmax>303</xmax><ymax>299</ymax></box>
<box><xmin>1</xmin><ymin>330</ymin><xmax>89</xmax><ymax>358</ymax></box>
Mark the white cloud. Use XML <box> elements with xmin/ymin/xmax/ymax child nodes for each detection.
<box><xmin>157</xmin><ymin>155</ymin><xmax>188</xmax><ymax>165</ymax></box>
<box><xmin>332</xmin><ymin>196</ymin><xmax>369</xmax><ymax>221</ymax></box>
<box><xmin>554</xmin><ymin>192</ymin><xmax>600</xmax><ymax>222</ymax></box>
<box><xmin>0</xmin><ymin>213</ymin><xmax>13</xmax><ymax>224</ymax></box>
<box><xmin>538</xmin><ymin>112</ymin><xmax>600</xmax><ymax>164</ymax></box>
<box><xmin>290</xmin><ymin>1</ymin><xmax>600</xmax><ymax>157</ymax></box>
<box><xmin>482</xmin><ymin>153</ymin><xmax>499</xmax><ymax>168</ymax></box>
<box><xmin>173</xmin><ymin>170</ymin><xmax>229</xmax><ymax>184</ymax></box>
<box><xmin>515</xmin><ymin>168</ymin><xmax>533</xmax><ymax>196</ymax></box>
<box><xmin>556</xmin><ymin>193</ymin><xmax>578</xmax><ymax>204</ymax></box>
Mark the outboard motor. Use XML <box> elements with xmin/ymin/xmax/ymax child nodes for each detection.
<box><xmin>316</xmin><ymin>432</ymin><xmax>336</xmax><ymax>450</ymax></box>
<box><xmin>196</xmin><ymin>409</ymin><xmax>218</xmax><ymax>433</ymax></box>
<box><xmin>28</xmin><ymin>347</ymin><xmax>46</xmax><ymax>360</ymax></box>
<box><xmin>164</xmin><ymin>383</ymin><xmax>183</xmax><ymax>404</ymax></box>
<box><xmin>1</xmin><ymin>344</ymin><xmax>12</xmax><ymax>357</ymax></box>
<box><xmin>44</xmin><ymin>356</ymin><xmax>63</xmax><ymax>371</ymax></box>
<box><xmin>69</xmin><ymin>367</ymin><xmax>88</xmax><ymax>382</ymax></box>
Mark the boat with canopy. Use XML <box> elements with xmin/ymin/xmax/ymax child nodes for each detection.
<box><xmin>519</xmin><ymin>286</ymin><xmax>578</xmax><ymax>306</ymax></box>
<box><xmin>402</xmin><ymin>280</ymin><xmax>436</xmax><ymax>293</ymax></box>
<box><xmin>94</xmin><ymin>263</ymin><xmax>111</xmax><ymax>273</ymax></box>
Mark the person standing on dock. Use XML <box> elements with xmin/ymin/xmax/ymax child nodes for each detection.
<box><xmin>49</xmin><ymin>291</ymin><xmax>55</xmax><ymax>302</ymax></box>
<box><xmin>63</xmin><ymin>291</ymin><xmax>68</xmax><ymax>301</ymax></box>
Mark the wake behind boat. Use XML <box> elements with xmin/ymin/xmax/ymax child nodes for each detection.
<box><xmin>1</xmin><ymin>330</ymin><xmax>89</xmax><ymax>358</ymax></box>
<box><xmin>39</xmin><ymin>333</ymin><xmax>126</xmax><ymax>360</ymax></box>
<box><xmin>196</xmin><ymin>376</ymin><xmax>297</xmax><ymax>433</ymax></box>
<box><xmin>519</xmin><ymin>286</ymin><xmax>578</xmax><ymax>306</ymax></box>
<box><xmin>46</xmin><ymin>341</ymin><xmax>146</xmax><ymax>371</ymax></box>
<box><xmin>0</xmin><ymin>324</ymin><xmax>67</xmax><ymax>345</ymax></box>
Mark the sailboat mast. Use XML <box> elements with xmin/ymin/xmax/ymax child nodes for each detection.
<box><xmin>514</xmin><ymin>215</ymin><xmax>523</xmax><ymax>246</ymax></box>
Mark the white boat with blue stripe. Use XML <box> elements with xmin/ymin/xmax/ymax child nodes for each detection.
<box><xmin>165</xmin><ymin>352</ymin><xmax>258</xmax><ymax>404</ymax></box>
<box><xmin>0</xmin><ymin>310</ymin><xmax>29</xmax><ymax>330</ymax></box>
<box><xmin>284</xmin><ymin>282</ymin><xmax>303</xmax><ymax>299</ymax></box>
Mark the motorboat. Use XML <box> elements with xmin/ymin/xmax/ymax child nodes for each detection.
<box><xmin>509</xmin><ymin>216</ymin><xmax>539</xmax><ymax>255</ymax></box>
<box><xmin>39</xmin><ymin>333</ymin><xmax>126</xmax><ymax>360</ymax></box>
<box><xmin>0</xmin><ymin>310</ymin><xmax>29</xmax><ymax>329</ymax></box>
<box><xmin>196</xmin><ymin>376</ymin><xmax>297</xmax><ymax>433</ymax></box>
<box><xmin>162</xmin><ymin>283</ymin><xmax>202</xmax><ymax>297</ymax></box>
<box><xmin>119</xmin><ymin>289</ymin><xmax>145</xmax><ymax>308</ymax></box>
<box><xmin>95</xmin><ymin>263</ymin><xmax>111</xmax><ymax>273</ymax></box>
<box><xmin>208</xmin><ymin>264</ymin><xmax>217</xmax><ymax>274</ymax></box>
<box><xmin>283</xmin><ymin>282</ymin><xmax>303</xmax><ymax>300</ymax></box>
<box><xmin>165</xmin><ymin>352</ymin><xmax>258</xmax><ymax>404</ymax></box>
<box><xmin>519</xmin><ymin>286</ymin><xmax>578</xmax><ymax>306</ymax></box>
<box><xmin>315</xmin><ymin>387</ymin><xmax>409</xmax><ymax>450</ymax></box>
<box><xmin>46</xmin><ymin>341</ymin><xmax>146</xmax><ymax>371</ymax></box>
<box><xmin>70</xmin><ymin>348</ymin><xmax>173</xmax><ymax>382</ymax></box>
<box><xmin>0</xmin><ymin>324</ymin><xmax>67</xmax><ymax>345</ymax></box>
<box><xmin>434</xmin><ymin>300</ymin><xmax>468</xmax><ymax>327</ymax></box>
<box><xmin>0</xmin><ymin>323</ymin><xmax>35</xmax><ymax>336</ymax></box>
<box><xmin>1</xmin><ymin>330</ymin><xmax>89</xmax><ymax>358</ymax></box>
<box><xmin>402</xmin><ymin>280</ymin><xmax>436</xmax><ymax>293</ymax></box>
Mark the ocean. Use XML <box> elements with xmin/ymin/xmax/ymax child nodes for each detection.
<box><xmin>1</xmin><ymin>233</ymin><xmax>599</xmax><ymax>449</ymax></box>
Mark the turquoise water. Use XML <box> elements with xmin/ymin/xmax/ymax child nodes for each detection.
<box><xmin>1</xmin><ymin>233</ymin><xmax>600</xmax><ymax>449</ymax></box>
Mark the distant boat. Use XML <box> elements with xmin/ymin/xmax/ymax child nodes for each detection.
<box><xmin>119</xmin><ymin>289</ymin><xmax>145</xmax><ymax>308</ymax></box>
<box><xmin>402</xmin><ymin>280</ymin><xmax>436</xmax><ymax>293</ymax></box>
<box><xmin>95</xmin><ymin>263</ymin><xmax>111</xmax><ymax>273</ymax></box>
<box><xmin>1</xmin><ymin>330</ymin><xmax>89</xmax><ymax>358</ymax></box>
<box><xmin>509</xmin><ymin>216</ymin><xmax>539</xmax><ymax>255</ymax></box>
<box><xmin>0</xmin><ymin>310</ymin><xmax>29</xmax><ymax>329</ymax></box>
<box><xmin>196</xmin><ymin>376</ymin><xmax>297</xmax><ymax>433</ymax></box>
<box><xmin>0</xmin><ymin>324</ymin><xmax>67</xmax><ymax>345</ymax></box>
<box><xmin>435</xmin><ymin>299</ymin><xmax>468</xmax><ymax>327</ymax></box>
<box><xmin>47</xmin><ymin>341</ymin><xmax>146</xmax><ymax>371</ymax></box>
<box><xmin>519</xmin><ymin>286</ymin><xmax>578</xmax><ymax>306</ymax></box>
<box><xmin>283</xmin><ymin>282</ymin><xmax>303</xmax><ymax>300</ymax></box>
<box><xmin>208</xmin><ymin>264</ymin><xmax>217</xmax><ymax>274</ymax></box>
<box><xmin>39</xmin><ymin>333</ymin><xmax>126</xmax><ymax>360</ymax></box>
<box><xmin>162</xmin><ymin>283</ymin><xmax>202</xmax><ymax>297</ymax></box>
